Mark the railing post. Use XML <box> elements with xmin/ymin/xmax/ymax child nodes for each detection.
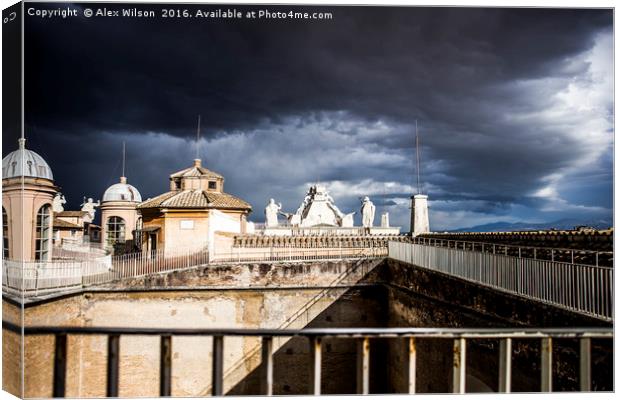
<box><xmin>107</xmin><ymin>335</ymin><xmax>120</xmax><ymax>397</ymax></box>
<box><xmin>541</xmin><ymin>337</ymin><xmax>553</xmax><ymax>392</ymax></box>
<box><xmin>579</xmin><ymin>338</ymin><xmax>591</xmax><ymax>392</ymax></box>
<box><xmin>498</xmin><ymin>338</ymin><xmax>512</xmax><ymax>393</ymax></box>
<box><xmin>452</xmin><ymin>338</ymin><xmax>466</xmax><ymax>394</ymax></box>
<box><xmin>261</xmin><ymin>337</ymin><xmax>274</xmax><ymax>396</ymax></box>
<box><xmin>408</xmin><ymin>337</ymin><xmax>417</xmax><ymax>394</ymax></box>
<box><xmin>160</xmin><ymin>335</ymin><xmax>172</xmax><ymax>396</ymax></box>
<box><xmin>356</xmin><ymin>337</ymin><xmax>370</xmax><ymax>395</ymax></box>
<box><xmin>53</xmin><ymin>334</ymin><xmax>67</xmax><ymax>398</ymax></box>
<box><xmin>212</xmin><ymin>336</ymin><xmax>224</xmax><ymax>396</ymax></box>
<box><xmin>309</xmin><ymin>336</ymin><xmax>322</xmax><ymax>395</ymax></box>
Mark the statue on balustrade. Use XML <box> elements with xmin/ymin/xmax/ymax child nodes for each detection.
<box><xmin>52</xmin><ymin>193</ymin><xmax>66</xmax><ymax>213</ymax></box>
<box><xmin>81</xmin><ymin>197</ymin><xmax>100</xmax><ymax>221</ymax></box>
<box><xmin>360</xmin><ymin>196</ymin><xmax>376</xmax><ymax>228</ymax></box>
<box><xmin>265</xmin><ymin>198</ymin><xmax>282</xmax><ymax>228</ymax></box>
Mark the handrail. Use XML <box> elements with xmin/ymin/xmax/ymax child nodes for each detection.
<box><xmin>389</xmin><ymin>241</ymin><xmax>614</xmax><ymax>320</ymax></box>
<box><xmin>3</xmin><ymin>321</ymin><xmax>612</xmax><ymax>338</ymax></box>
<box><xmin>3</xmin><ymin>320</ymin><xmax>611</xmax><ymax>396</ymax></box>
<box><xmin>412</xmin><ymin>236</ymin><xmax>612</xmax><ymax>267</ymax></box>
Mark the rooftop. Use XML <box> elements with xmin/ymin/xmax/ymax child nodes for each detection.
<box><xmin>53</xmin><ymin>217</ymin><xmax>83</xmax><ymax>229</ymax></box>
<box><xmin>55</xmin><ymin>211</ymin><xmax>89</xmax><ymax>218</ymax></box>
<box><xmin>2</xmin><ymin>138</ymin><xmax>54</xmax><ymax>181</ymax></box>
<box><xmin>170</xmin><ymin>159</ymin><xmax>223</xmax><ymax>180</ymax></box>
<box><xmin>138</xmin><ymin>189</ymin><xmax>251</xmax><ymax>210</ymax></box>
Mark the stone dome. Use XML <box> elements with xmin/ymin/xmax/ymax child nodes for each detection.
<box><xmin>2</xmin><ymin>138</ymin><xmax>53</xmax><ymax>180</ymax></box>
<box><xmin>103</xmin><ymin>176</ymin><xmax>142</xmax><ymax>202</ymax></box>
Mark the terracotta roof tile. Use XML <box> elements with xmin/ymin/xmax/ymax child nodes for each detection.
<box><xmin>55</xmin><ymin>211</ymin><xmax>88</xmax><ymax>217</ymax></box>
<box><xmin>170</xmin><ymin>166</ymin><xmax>223</xmax><ymax>179</ymax></box>
<box><xmin>206</xmin><ymin>192</ymin><xmax>252</xmax><ymax>209</ymax></box>
<box><xmin>137</xmin><ymin>190</ymin><xmax>251</xmax><ymax>211</ymax></box>
<box><xmin>53</xmin><ymin>218</ymin><xmax>83</xmax><ymax>229</ymax></box>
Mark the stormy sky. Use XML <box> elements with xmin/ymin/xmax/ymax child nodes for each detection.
<box><xmin>4</xmin><ymin>3</ymin><xmax>613</xmax><ymax>230</ymax></box>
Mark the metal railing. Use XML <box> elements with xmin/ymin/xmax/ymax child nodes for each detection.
<box><xmin>2</xmin><ymin>247</ymin><xmax>209</xmax><ymax>298</ymax></box>
<box><xmin>2</xmin><ymin>256</ymin><xmax>112</xmax><ymax>297</ymax></box>
<box><xmin>2</xmin><ymin>321</ymin><xmax>611</xmax><ymax>396</ymax></box>
<box><xmin>389</xmin><ymin>242</ymin><xmax>613</xmax><ymax>320</ymax></box>
<box><xmin>412</xmin><ymin>236</ymin><xmax>612</xmax><ymax>267</ymax></box>
<box><xmin>2</xmin><ymin>244</ymin><xmax>388</xmax><ymax>299</ymax></box>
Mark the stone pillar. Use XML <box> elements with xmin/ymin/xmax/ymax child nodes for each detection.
<box><xmin>410</xmin><ymin>194</ymin><xmax>430</xmax><ymax>237</ymax></box>
<box><xmin>381</xmin><ymin>212</ymin><xmax>390</xmax><ymax>228</ymax></box>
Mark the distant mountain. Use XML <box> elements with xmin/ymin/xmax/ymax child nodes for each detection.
<box><xmin>450</xmin><ymin>218</ymin><xmax>613</xmax><ymax>233</ymax></box>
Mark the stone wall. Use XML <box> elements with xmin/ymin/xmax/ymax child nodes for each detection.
<box><xmin>6</xmin><ymin>286</ymin><xmax>387</xmax><ymax>397</ymax></box>
<box><xmin>382</xmin><ymin>259</ymin><xmax>613</xmax><ymax>393</ymax></box>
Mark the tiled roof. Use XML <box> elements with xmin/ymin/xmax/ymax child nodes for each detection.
<box><xmin>137</xmin><ymin>190</ymin><xmax>251</xmax><ymax>211</ymax></box>
<box><xmin>53</xmin><ymin>218</ymin><xmax>82</xmax><ymax>229</ymax></box>
<box><xmin>170</xmin><ymin>166</ymin><xmax>223</xmax><ymax>179</ymax></box>
<box><xmin>55</xmin><ymin>211</ymin><xmax>88</xmax><ymax>217</ymax></box>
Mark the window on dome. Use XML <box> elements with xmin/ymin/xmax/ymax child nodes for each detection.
<box><xmin>107</xmin><ymin>216</ymin><xmax>126</xmax><ymax>245</ymax></box>
<box><xmin>2</xmin><ymin>207</ymin><xmax>9</xmax><ymax>259</ymax></box>
<box><xmin>208</xmin><ymin>181</ymin><xmax>217</xmax><ymax>190</ymax></box>
<box><xmin>35</xmin><ymin>205</ymin><xmax>51</xmax><ymax>261</ymax></box>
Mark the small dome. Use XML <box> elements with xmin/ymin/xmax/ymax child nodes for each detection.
<box><xmin>103</xmin><ymin>177</ymin><xmax>142</xmax><ymax>202</ymax></box>
<box><xmin>2</xmin><ymin>138</ymin><xmax>53</xmax><ymax>180</ymax></box>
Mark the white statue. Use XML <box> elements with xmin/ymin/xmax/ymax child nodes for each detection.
<box><xmin>381</xmin><ymin>212</ymin><xmax>390</xmax><ymax>228</ymax></box>
<box><xmin>52</xmin><ymin>193</ymin><xmax>66</xmax><ymax>213</ymax></box>
<box><xmin>81</xmin><ymin>197</ymin><xmax>100</xmax><ymax>221</ymax></box>
<box><xmin>265</xmin><ymin>198</ymin><xmax>282</xmax><ymax>228</ymax></box>
<box><xmin>360</xmin><ymin>196</ymin><xmax>376</xmax><ymax>228</ymax></box>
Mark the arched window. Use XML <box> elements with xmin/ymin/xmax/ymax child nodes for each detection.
<box><xmin>35</xmin><ymin>204</ymin><xmax>51</xmax><ymax>261</ymax></box>
<box><xmin>2</xmin><ymin>207</ymin><xmax>9</xmax><ymax>259</ymax></box>
<box><xmin>107</xmin><ymin>216</ymin><xmax>126</xmax><ymax>245</ymax></box>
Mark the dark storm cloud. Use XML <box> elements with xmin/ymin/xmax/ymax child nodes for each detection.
<box><xmin>7</xmin><ymin>3</ymin><xmax>613</xmax><ymax>229</ymax></box>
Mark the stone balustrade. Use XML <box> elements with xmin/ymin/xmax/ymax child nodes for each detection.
<box><xmin>233</xmin><ymin>234</ymin><xmax>410</xmax><ymax>248</ymax></box>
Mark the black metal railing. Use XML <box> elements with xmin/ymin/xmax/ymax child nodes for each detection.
<box><xmin>3</xmin><ymin>321</ymin><xmax>612</xmax><ymax>396</ymax></box>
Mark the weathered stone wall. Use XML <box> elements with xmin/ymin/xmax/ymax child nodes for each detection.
<box><xmin>2</xmin><ymin>300</ymin><xmax>23</xmax><ymax>397</ymax></box>
<box><xmin>100</xmin><ymin>259</ymin><xmax>382</xmax><ymax>291</ymax></box>
<box><xmin>6</xmin><ymin>257</ymin><xmax>388</xmax><ymax>398</ymax></box>
<box><xmin>382</xmin><ymin>259</ymin><xmax>613</xmax><ymax>393</ymax></box>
